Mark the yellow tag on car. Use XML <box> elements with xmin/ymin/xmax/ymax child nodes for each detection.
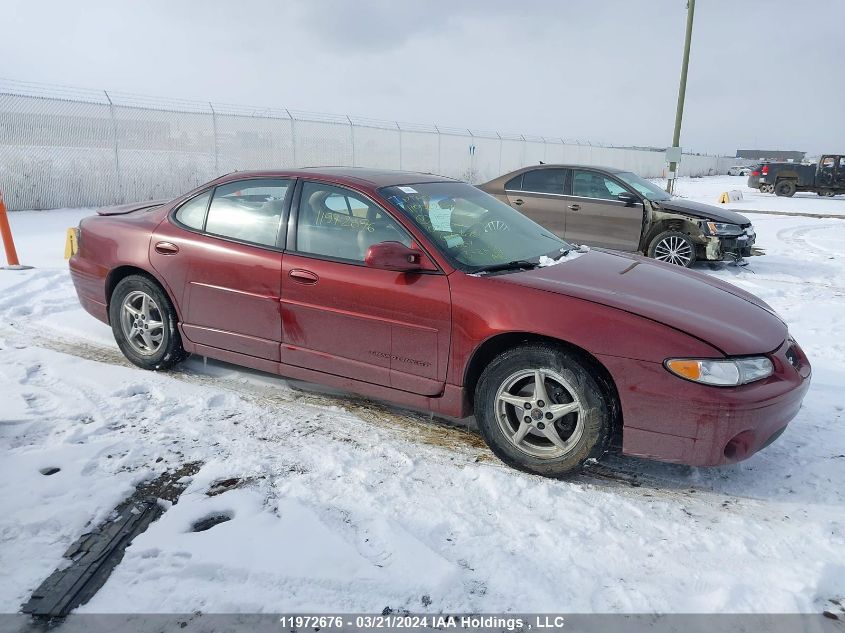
<box><xmin>64</xmin><ymin>227</ymin><xmax>79</xmax><ymax>259</ymax></box>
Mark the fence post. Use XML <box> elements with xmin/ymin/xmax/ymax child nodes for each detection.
<box><xmin>497</xmin><ymin>131</ymin><xmax>503</xmax><ymax>174</ymax></box>
<box><xmin>346</xmin><ymin>115</ymin><xmax>355</xmax><ymax>167</ymax></box>
<box><xmin>209</xmin><ymin>102</ymin><xmax>219</xmax><ymax>175</ymax></box>
<box><xmin>467</xmin><ymin>129</ymin><xmax>475</xmax><ymax>182</ymax></box>
<box><xmin>434</xmin><ymin>124</ymin><xmax>441</xmax><ymax>174</ymax></box>
<box><xmin>103</xmin><ymin>90</ymin><xmax>123</xmax><ymax>204</ymax></box>
<box><xmin>285</xmin><ymin>109</ymin><xmax>297</xmax><ymax>167</ymax></box>
<box><xmin>396</xmin><ymin>121</ymin><xmax>403</xmax><ymax>170</ymax></box>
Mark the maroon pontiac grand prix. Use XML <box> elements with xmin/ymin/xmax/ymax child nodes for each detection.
<box><xmin>69</xmin><ymin>168</ymin><xmax>811</xmax><ymax>477</ymax></box>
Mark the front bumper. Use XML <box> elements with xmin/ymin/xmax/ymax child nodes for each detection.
<box><xmin>598</xmin><ymin>338</ymin><xmax>811</xmax><ymax>467</ymax></box>
<box><xmin>699</xmin><ymin>229</ymin><xmax>756</xmax><ymax>261</ymax></box>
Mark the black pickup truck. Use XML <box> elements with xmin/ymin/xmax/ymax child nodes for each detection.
<box><xmin>749</xmin><ymin>154</ymin><xmax>845</xmax><ymax>197</ymax></box>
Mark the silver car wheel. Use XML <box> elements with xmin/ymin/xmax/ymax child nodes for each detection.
<box><xmin>653</xmin><ymin>235</ymin><xmax>693</xmax><ymax>266</ymax></box>
<box><xmin>120</xmin><ymin>290</ymin><xmax>164</xmax><ymax>356</ymax></box>
<box><xmin>494</xmin><ymin>368</ymin><xmax>584</xmax><ymax>459</ymax></box>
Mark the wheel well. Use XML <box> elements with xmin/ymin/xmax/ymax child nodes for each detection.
<box><xmin>463</xmin><ymin>333</ymin><xmax>623</xmax><ymax>447</ymax></box>
<box><xmin>642</xmin><ymin>219</ymin><xmax>697</xmax><ymax>252</ymax></box>
<box><xmin>105</xmin><ymin>266</ymin><xmax>175</xmax><ymax>317</ymax></box>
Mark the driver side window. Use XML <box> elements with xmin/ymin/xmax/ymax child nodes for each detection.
<box><xmin>296</xmin><ymin>182</ymin><xmax>412</xmax><ymax>262</ymax></box>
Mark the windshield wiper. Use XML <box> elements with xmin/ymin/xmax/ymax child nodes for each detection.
<box><xmin>470</xmin><ymin>259</ymin><xmax>538</xmax><ymax>274</ymax></box>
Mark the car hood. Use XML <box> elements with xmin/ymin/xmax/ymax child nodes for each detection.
<box><xmin>654</xmin><ymin>198</ymin><xmax>751</xmax><ymax>225</ymax></box>
<box><xmin>495</xmin><ymin>250</ymin><xmax>786</xmax><ymax>356</ymax></box>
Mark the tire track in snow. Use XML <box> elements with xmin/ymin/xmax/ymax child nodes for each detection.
<box><xmin>776</xmin><ymin>223</ymin><xmax>844</xmax><ymax>258</ymax></box>
<box><xmin>2</xmin><ymin>324</ymin><xmax>795</xmax><ymax>509</ymax></box>
<box><xmin>11</xmin><ymin>327</ymin><xmax>491</xmax><ymax>461</ymax></box>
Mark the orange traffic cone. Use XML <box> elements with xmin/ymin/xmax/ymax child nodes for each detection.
<box><xmin>0</xmin><ymin>191</ymin><xmax>32</xmax><ymax>270</ymax></box>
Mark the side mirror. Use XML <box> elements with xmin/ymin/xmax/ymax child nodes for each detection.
<box><xmin>365</xmin><ymin>241</ymin><xmax>429</xmax><ymax>272</ymax></box>
<box><xmin>617</xmin><ymin>192</ymin><xmax>639</xmax><ymax>206</ymax></box>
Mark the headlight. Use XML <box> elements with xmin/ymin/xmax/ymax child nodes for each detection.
<box><xmin>705</xmin><ymin>222</ymin><xmax>744</xmax><ymax>236</ymax></box>
<box><xmin>665</xmin><ymin>357</ymin><xmax>774</xmax><ymax>386</ymax></box>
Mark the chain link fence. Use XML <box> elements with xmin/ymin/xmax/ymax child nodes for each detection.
<box><xmin>0</xmin><ymin>79</ymin><xmax>740</xmax><ymax>210</ymax></box>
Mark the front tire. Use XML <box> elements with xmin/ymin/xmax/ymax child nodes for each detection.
<box><xmin>648</xmin><ymin>230</ymin><xmax>696</xmax><ymax>267</ymax></box>
<box><xmin>474</xmin><ymin>344</ymin><xmax>611</xmax><ymax>478</ymax></box>
<box><xmin>109</xmin><ymin>275</ymin><xmax>186</xmax><ymax>371</ymax></box>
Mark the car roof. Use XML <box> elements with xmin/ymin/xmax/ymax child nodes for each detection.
<box><xmin>503</xmin><ymin>164</ymin><xmax>628</xmax><ymax>176</ymax></box>
<box><xmin>214</xmin><ymin>167</ymin><xmax>458</xmax><ymax>189</ymax></box>
<box><xmin>478</xmin><ymin>164</ymin><xmax>629</xmax><ymax>188</ymax></box>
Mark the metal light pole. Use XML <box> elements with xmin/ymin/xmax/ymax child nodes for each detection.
<box><xmin>666</xmin><ymin>0</ymin><xmax>696</xmax><ymax>194</ymax></box>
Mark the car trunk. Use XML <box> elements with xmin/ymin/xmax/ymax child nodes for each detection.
<box><xmin>97</xmin><ymin>200</ymin><xmax>167</xmax><ymax>216</ymax></box>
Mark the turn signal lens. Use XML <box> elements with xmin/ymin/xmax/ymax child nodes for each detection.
<box><xmin>665</xmin><ymin>357</ymin><xmax>773</xmax><ymax>386</ymax></box>
<box><xmin>665</xmin><ymin>359</ymin><xmax>701</xmax><ymax>380</ymax></box>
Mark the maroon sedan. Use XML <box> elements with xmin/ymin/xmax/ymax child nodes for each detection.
<box><xmin>68</xmin><ymin>168</ymin><xmax>811</xmax><ymax>477</ymax></box>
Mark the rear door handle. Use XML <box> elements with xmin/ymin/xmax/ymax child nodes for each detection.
<box><xmin>154</xmin><ymin>241</ymin><xmax>179</xmax><ymax>255</ymax></box>
<box><xmin>513</xmin><ymin>198</ymin><xmax>524</xmax><ymax>206</ymax></box>
<box><xmin>568</xmin><ymin>204</ymin><xmax>581</xmax><ymax>211</ymax></box>
<box><xmin>288</xmin><ymin>269</ymin><xmax>319</xmax><ymax>285</ymax></box>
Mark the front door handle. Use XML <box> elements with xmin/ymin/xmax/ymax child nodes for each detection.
<box><xmin>288</xmin><ymin>269</ymin><xmax>319</xmax><ymax>285</ymax></box>
<box><xmin>568</xmin><ymin>204</ymin><xmax>581</xmax><ymax>211</ymax></box>
<box><xmin>154</xmin><ymin>241</ymin><xmax>179</xmax><ymax>255</ymax></box>
<box><xmin>513</xmin><ymin>198</ymin><xmax>524</xmax><ymax>206</ymax></box>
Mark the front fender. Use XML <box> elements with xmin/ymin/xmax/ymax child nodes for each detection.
<box><xmin>448</xmin><ymin>272</ymin><xmax>722</xmax><ymax>386</ymax></box>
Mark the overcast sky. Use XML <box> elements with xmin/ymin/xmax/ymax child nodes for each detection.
<box><xmin>3</xmin><ymin>0</ymin><xmax>842</xmax><ymax>156</ymax></box>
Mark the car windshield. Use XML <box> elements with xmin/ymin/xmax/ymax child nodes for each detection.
<box><xmin>616</xmin><ymin>171</ymin><xmax>672</xmax><ymax>201</ymax></box>
<box><xmin>379</xmin><ymin>182</ymin><xmax>569</xmax><ymax>272</ymax></box>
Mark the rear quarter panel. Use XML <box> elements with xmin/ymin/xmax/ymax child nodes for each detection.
<box><xmin>69</xmin><ymin>207</ymin><xmax>170</xmax><ymax>323</ymax></box>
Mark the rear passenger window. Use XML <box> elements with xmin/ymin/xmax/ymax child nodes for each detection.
<box><xmin>521</xmin><ymin>169</ymin><xmax>566</xmax><ymax>194</ymax></box>
<box><xmin>175</xmin><ymin>192</ymin><xmax>210</xmax><ymax>230</ymax></box>
<box><xmin>205</xmin><ymin>179</ymin><xmax>290</xmax><ymax>247</ymax></box>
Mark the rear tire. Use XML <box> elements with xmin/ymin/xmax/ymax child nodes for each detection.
<box><xmin>648</xmin><ymin>230</ymin><xmax>697</xmax><ymax>267</ymax></box>
<box><xmin>109</xmin><ymin>275</ymin><xmax>186</xmax><ymax>371</ymax></box>
<box><xmin>474</xmin><ymin>344</ymin><xmax>611</xmax><ymax>478</ymax></box>
<box><xmin>775</xmin><ymin>180</ymin><xmax>796</xmax><ymax>197</ymax></box>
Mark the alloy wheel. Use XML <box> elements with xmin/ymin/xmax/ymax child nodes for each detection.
<box><xmin>119</xmin><ymin>290</ymin><xmax>165</xmax><ymax>356</ymax></box>
<box><xmin>653</xmin><ymin>235</ymin><xmax>693</xmax><ymax>266</ymax></box>
<box><xmin>494</xmin><ymin>368</ymin><xmax>584</xmax><ymax>459</ymax></box>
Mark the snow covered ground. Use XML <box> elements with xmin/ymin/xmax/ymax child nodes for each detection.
<box><xmin>1</xmin><ymin>182</ymin><xmax>844</xmax><ymax>615</ymax></box>
<box><xmin>654</xmin><ymin>174</ymin><xmax>845</xmax><ymax>217</ymax></box>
